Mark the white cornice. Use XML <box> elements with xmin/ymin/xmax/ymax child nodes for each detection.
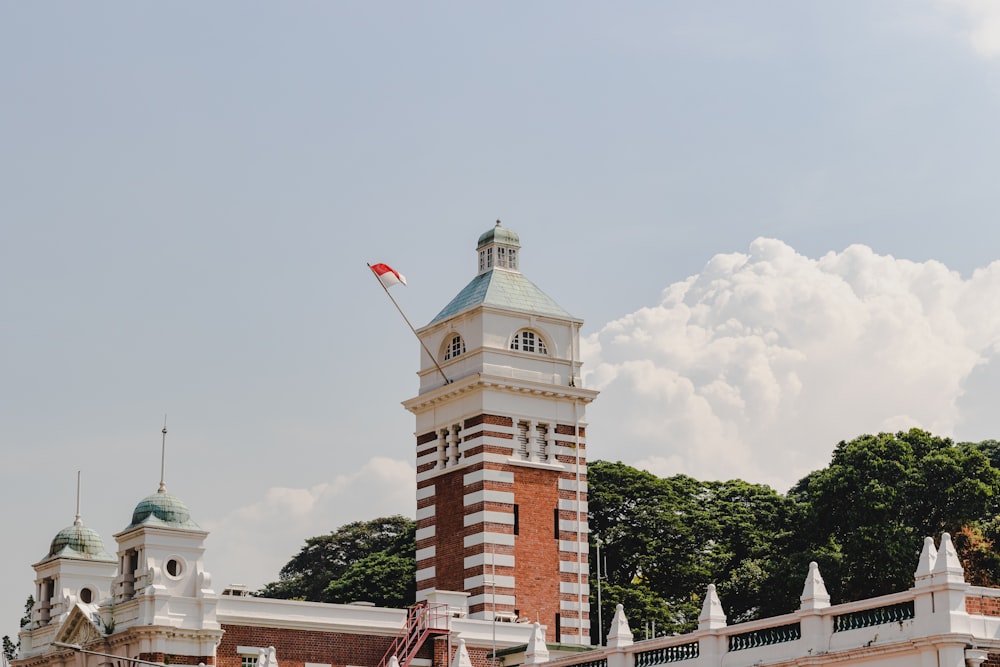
<box><xmin>416</xmin><ymin>303</ymin><xmax>584</xmax><ymax>336</ymax></box>
<box><xmin>403</xmin><ymin>373</ymin><xmax>599</xmax><ymax>414</ymax></box>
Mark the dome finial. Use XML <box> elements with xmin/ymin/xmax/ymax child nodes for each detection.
<box><xmin>74</xmin><ymin>470</ymin><xmax>82</xmax><ymax>526</ymax></box>
<box><xmin>158</xmin><ymin>415</ymin><xmax>168</xmax><ymax>494</ymax></box>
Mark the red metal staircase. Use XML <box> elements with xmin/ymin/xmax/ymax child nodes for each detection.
<box><xmin>378</xmin><ymin>601</ymin><xmax>450</xmax><ymax>667</ymax></box>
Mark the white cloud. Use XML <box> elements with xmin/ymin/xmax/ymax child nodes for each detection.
<box><xmin>201</xmin><ymin>456</ymin><xmax>415</xmax><ymax>592</ymax></box>
<box><xmin>940</xmin><ymin>0</ymin><xmax>1000</xmax><ymax>57</ymax></box>
<box><xmin>583</xmin><ymin>238</ymin><xmax>1000</xmax><ymax>492</ymax></box>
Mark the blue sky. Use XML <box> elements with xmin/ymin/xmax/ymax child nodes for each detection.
<box><xmin>3</xmin><ymin>2</ymin><xmax>1000</xmax><ymax>633</ymax></box>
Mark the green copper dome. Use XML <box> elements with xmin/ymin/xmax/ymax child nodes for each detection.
<box><xmin>127</xmin><ymin>489</ymin><xmax>200</xmax><ymax>530</ymax></box>
<box><xmin>477</xmin><ymin>221</ymin><xmax>520</xmax><ymax>249</ymax></box>
<box><xmin>46</xmin><ymin>520</ymin><xmax>115</xmax><ymax>562</ymax></box>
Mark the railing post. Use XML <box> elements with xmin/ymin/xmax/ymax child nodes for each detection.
<box><xmin>605</xmin><ymin>647</ymin><xmax>633</xmax><ymax>667</ymax></box>
<box><xmin>799</xmin><ymin>561</ymin><xmax>832</xmax><ymax>657</ymax></box>
<box><xmin>696</xmin><ymin>634</ymin><xmax>726</xmax><ymax>666</ymax></box>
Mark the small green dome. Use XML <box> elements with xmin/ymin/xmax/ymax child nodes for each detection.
<box><xmin>128</xmin><ymin>490</ymin><xmax>200</xmax><ymax>530</ymax></box>
<box><xmin>477</xmin><ymin>220</ymin><xmax>520</xmax><ymax>249</ymax></box>
<box><xmin>47</xmin><ymin>521</ymin><xmax>115</xmax><ymax>562</ymax></box>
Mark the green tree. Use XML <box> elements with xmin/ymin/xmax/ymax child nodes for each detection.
<box><xmin>797</xmin><ymin>429</ymin><xmax>1000</xmax><ymax>601</ymax></box>
<box><xmin>323</xmin><ymin>550</ymin><xmax>415</xmax><ymax>606</ymax></box>
<box><xmin>258</xmin><ymin>516</ymin><xmax>415</xmax><ymax>606</ymax></box>
<box><xmin>588</xmin><ymin>461</ymin><xmax>793</xmax><ymax>640</ymax></box>
<box><xmin>3</xmin><ymin>635</ymin><xmax>18</xmax><ymax>665</ymax></box>
<box><xmin>3</xmin><ymin>596</ymin><xmax>32</xmax><ymax>665</ymax></box>
<box><xmin>19</xmin><ymin>596</ymin><xmax>32</xmax><ymax>629</ymax></box>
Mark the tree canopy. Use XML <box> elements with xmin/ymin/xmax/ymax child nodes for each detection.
<box><xmin>257</xmin><ymin>515</ymin><xmax>415</xmax><ymax>606</ymax></box>
<box><xmin>588</xmin><ymin>429</ymin><xmax>1000</xmax><ymax>642</ymax></box>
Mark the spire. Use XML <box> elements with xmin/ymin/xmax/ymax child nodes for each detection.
<box><xmin>914</xmin><ymin>536</ymin><xmax>938</xmax><ymax>585</ymax></box>
<box><xmin>800</xmin><ymin>561</ymin><xmax>830</xmax><ymax>610</ymax></box>
<box><xmin>931</xmin><ymin>532</ymin><xmax>965</xmax><ymax>583</ymax></box>
<box><xmin>74</xmin><ymin>470</ymin><xmax>82</xmax><ymax>526</ymax></box>
<box><xmin>451</xmin><ymin>639</ymin><xmax>473</xmax><ymax>667</ymax></box>
<box><xmin>607</xmin><ymin>603</ymin><xmax>634</xmax><ymax>648</ymax></box>
<box><xmin>525</xmin><ymin>622</ymin><xmax>550</xmax><ymax>665</ymax></box>
<box><xmin>698</xmin><ymin>583</ymin><xmax>727</xmax><ymax>630</ymax></box>
<box><xmin>159</xmin><ymin>415</ymin><xmax>168</xmax><ymax>494</ymax></box>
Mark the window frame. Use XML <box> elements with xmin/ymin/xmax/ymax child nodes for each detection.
<box><xmin>443</xmin><ymin>333</ymin><xmax>466</xmax><ymax>361</ymax></box>
<box><xmin>510</xmin><ymin>329</ymin><xmax>548</xmax><ymax>355</ymax></box>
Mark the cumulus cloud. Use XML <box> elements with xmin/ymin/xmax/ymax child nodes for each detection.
<box><xmin>583</xmin><ymin>238</ymin><xmax>1000</xmax><ymax>492</ymax></box>
<box><xmin>940</xmin><ymin>0</ymin><xmax>1000</xmax><ymax>57</ymax></box>
<box><xmin>201</xmin><ymin>456</ymin><xmax>415</xmax><ymax>591</ymax></box>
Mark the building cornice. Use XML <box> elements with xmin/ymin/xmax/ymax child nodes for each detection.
<box><xmin>416</xmin><ymin>303</ymin><xmax>584</xmax><ymax>337</ymax></box>
<box><xmin>403</xmin><ymin>373</ymin><xmax>599</xmax><ymax>414</ymax></box>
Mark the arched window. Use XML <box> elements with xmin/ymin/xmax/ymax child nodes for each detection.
<box><xmin>443</xmin><ymin>334</ymin><xmax>466</xmax><ymax>360</ymax></box>
<box><xmin>510</xmin><ymin>329</ymin><xmax>548</xmax><ymax>355</ymax></box>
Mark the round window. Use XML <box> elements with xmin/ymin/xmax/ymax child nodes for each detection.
<box><xmin>79</xmin><ymin>587</ymin><xmax>94</xmax><ymax>604</ymax></box>
<box><xmin>166</xmin><ymin>558</ymin><xmax>183</xmax><ymax>577</ymax></box>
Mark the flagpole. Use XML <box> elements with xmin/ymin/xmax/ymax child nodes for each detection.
<box><xmin>368</xmin><ymin>263</ymin><xmax>451</xmax><ymax>386</ymax></box>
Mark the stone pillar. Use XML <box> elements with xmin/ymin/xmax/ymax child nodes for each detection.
<box><xmin>799</xmin><ymin>562</ymin><xmax>832</xmax><ymax>655</ymax></box>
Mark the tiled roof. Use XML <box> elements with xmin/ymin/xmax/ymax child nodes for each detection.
<box><xmin>428</xmin><ymin>269</ymin><xmax>573</xmax><ymax>325</ymax></box>
<box><xmin>127</xmin><ymin>490</ymin><xmax>201</xmax><ymax>530</ymax></box>
<box><xmin>46</xmin><ymin>522</ymin><xmax>115</xmax><ymax>562</ymax></box>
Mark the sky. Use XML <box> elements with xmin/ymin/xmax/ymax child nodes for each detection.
<box><xmin>3</xmin><ymin>1</ymin><xmax>1000</xmax><ymax>635</ymax></box>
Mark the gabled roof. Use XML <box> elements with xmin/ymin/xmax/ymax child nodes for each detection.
<box><xmin>55</xmin><ymin>602</ymin><xmax>104</xmax><ymax>646</ymax></box>
<box><xmin>427</xmin><ymin>269</ymin><xmax>573</xmax><ymax>325</ymax></box>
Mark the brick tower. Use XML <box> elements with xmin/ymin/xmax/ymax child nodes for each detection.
<box><xmin>404</xmin><ymin>221</ymin><xmax>598</xmax><ymax>644</ymax></box>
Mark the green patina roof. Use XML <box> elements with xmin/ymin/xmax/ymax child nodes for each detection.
<box><xmin>127</xmin><ymin>490</ymin><xmax>200</xmax><ymax>530</ymax></box>
<box><xmin>428</xmin><ymin>269</ymin><xmax>573</xmax><ymax>325</ymax></box>
<box><xmin>46</xmin><ymin>521</ymin><xmax>115</xmax><ymax>562</ymax></box>
<box><xmin>477</xmin><ymin>223</ymin><xmax>520</xmax><ymax>249</ymax></box>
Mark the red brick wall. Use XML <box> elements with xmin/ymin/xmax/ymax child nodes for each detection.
<box><xmin>430</xmin><ymin>467</ymin><xmax>468</xmax><ymax>592</ymax></box>
<box><xmin>432</xmin><ymin>637</ymin><xmax>495</xmax><ymax>667</ymax></box>
<box><xmin>510</xmin><ymin>465</ymin><xmax>561</xmax><ymax>640</ymax></box>
<box><xmin>138</xmin><ymin>654</ymin><xmax>213</xmax><ymax>665</ymax></box>
<box><xmin>967</xmin><ymin>595</ymin><xmax>1000</xmax><ymax>616</ymax></box>
<box><xmin>417</xmin><ymin>412</ymin><xmax>588</xmax><ymax>642</ymax></box>
<box><xmin>218</xmin><ymin>624</ymin><xmax>426</xmax><ymax>667</ymax></box>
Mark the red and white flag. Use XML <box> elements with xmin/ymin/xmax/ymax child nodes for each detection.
<box><xmin>370</xmin><ymin>263</ymin><xmax>407</xmax><ymax>288</ymax></box>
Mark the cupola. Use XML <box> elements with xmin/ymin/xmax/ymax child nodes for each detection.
<box><xmin>46</xmin><ymin>517</ymin><xmax>115</xmax><ymax>562</ymax></box>
<box><xmin>477</xmin><ymin>219</ymin><xmax>520</xmax><ymax>274</ymax></box>
<box><xmin>127</xmin><ymin>489</ymin><xmax>200</xmax><ymax>530</ymax></box>
<box><xmin>25</xmin><ymin>473</ymin><xmax>116</xmax><ymax>639</ymax></box>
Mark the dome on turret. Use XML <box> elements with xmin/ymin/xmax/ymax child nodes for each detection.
<box><xmin>45</xmin><ymin>519</ymin><xmax>115</xmax><ymax>562</ymax></box>
<box><xmin>477</xmin><ymin>220</ymin><xmax>520</xmax><ymax>250</ymax></box>
<box><xmin>127</xmin><ymin>488</ymin><xmax>200</xmax><ymax>530</ymax></box>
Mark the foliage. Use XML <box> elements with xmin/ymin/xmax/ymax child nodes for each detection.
<box><xmin>323</xmin><ymin>551</ymin><xmax>415</xmax><ymax>607</ymax></box>
<box><xmin>588</xmin><ymin>431</ymin><xmax>1000</xmax><ymax>643</ymax></box>
<box><xmin>19</xmin><ymin>597</ymin><xmax>32</xmax><ymax>629</ymax></box>
<box><xmin>797</xmin><ymin>429</ymin><xmax>1000</xmax><ymax>600</ymax></box>
<box><xmin>4</xmin><ymin>596</ymin><xmax>32</xmax><ymax>664</ymax></box>
<box><xmin>257</xmin><ymin>516</ymin><xmax>415</xmax><ymax>606</ymax></box>
<box><xmin>3</xmin><ymin>635</ymin><xmax>17</xmax><ymax>665</ymax></box>
<box><xmin>587</xmin><ymin>461</ymin><xmax>794</xmax><ymax>640</ymax></box>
